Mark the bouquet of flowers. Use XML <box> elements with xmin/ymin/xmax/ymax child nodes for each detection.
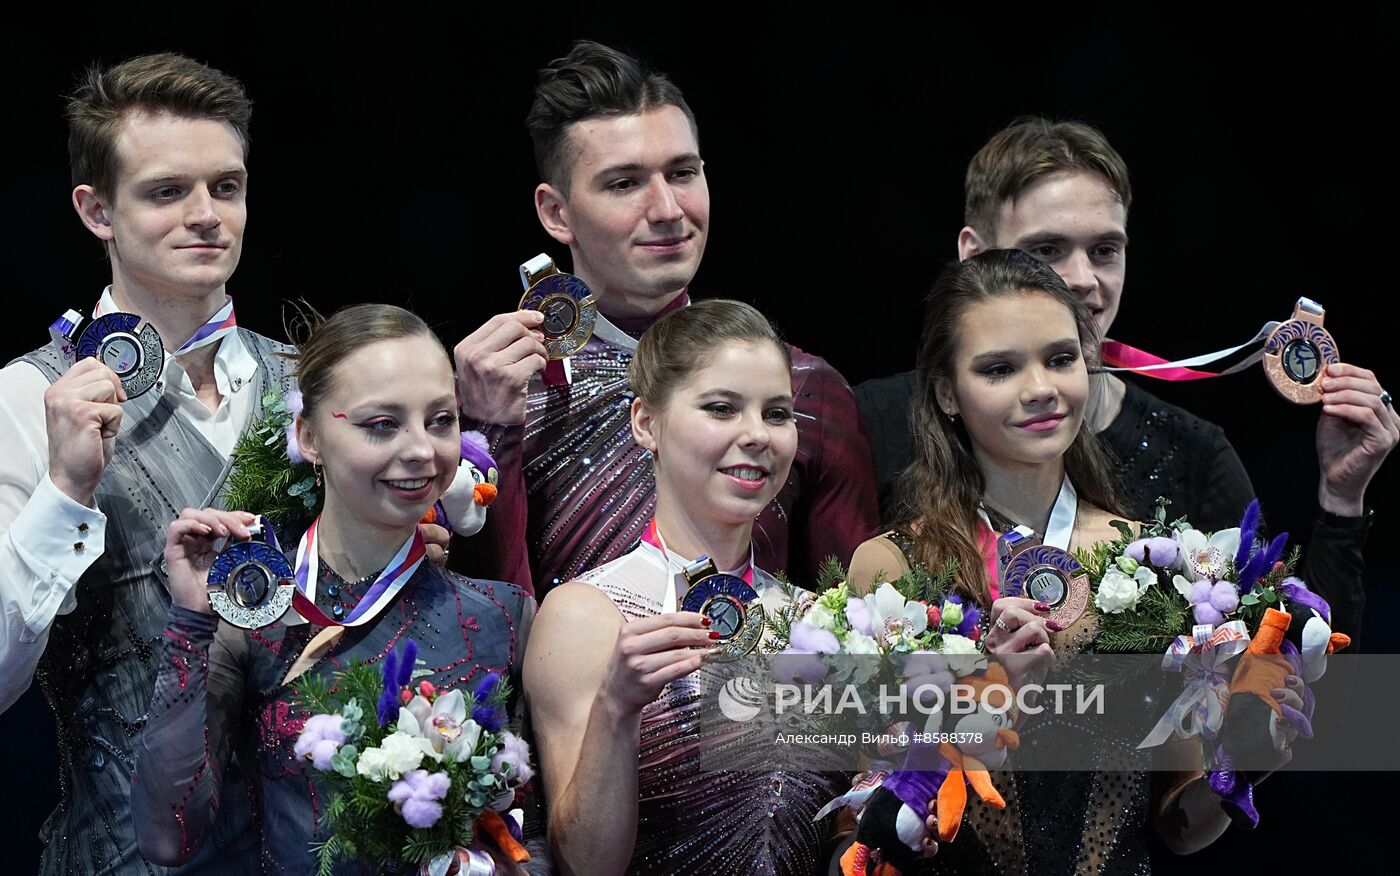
<box><xmin>769</xmin><ymin>557</ymin><xmax>987</xmax><ymax>687</ymax></box>
<box><xmin>1076</xmin><ymin>498</ymin><xmax>1350</xmax><ymax>826</ymax></box>
<box><xmin>291</xmin><ymin>639</ymin><xmax>534</xmax><ymax>875</ymax></box>
<box><xmin>781</xmin><ymin>560</ymin><xmax>1022</xmax><ymax>874</ymax></box>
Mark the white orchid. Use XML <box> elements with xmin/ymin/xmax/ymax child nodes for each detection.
<box><xmin>1176</xmin><ymin>528</ymin><xmax>1241</xmax><ymax>583</ymax></box>
<box><xmin>849</xmin><ymin>582</ymin><xmax>929</xmax><ymax>645</ymax></box>
<box><xmin>398</xmin><ymin>689</ymin><xmax>482</xmax><ymax>763</ymax></box>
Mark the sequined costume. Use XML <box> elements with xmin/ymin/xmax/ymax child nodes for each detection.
<box><xmin>855</xmin><ymin>373</ymin><xmax>1368</xmax><ymax>645</ymax></box>
<box><xmin>466</xmin><ymin>297</ymin><xmax>880</xmax><ymax>595</ymax></box>
<box><xmin>577</xmin><ymin>541</ymin><xmax>846</xmax><ymax>875</ymax></box>
<box><xmin>10</xmin><ymin>330</ymin><xmax>292</xmax><ymax>875</ymax></box>
<box><xmin>132</xmin><ymin>562</ymin><xmax>537</xmax><ymax>875</ymax></box>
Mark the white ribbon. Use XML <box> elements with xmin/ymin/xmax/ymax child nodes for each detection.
<box><xmin>1137</xmin><ymin>621</ymin><xmax>1251</xmax><ymax>749</ymax></box>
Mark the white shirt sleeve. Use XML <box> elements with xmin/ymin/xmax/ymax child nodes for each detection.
<box><xmin>0</xmin><ymin>360</ymin><xmax>106</xmax><ymax>713</ymax></box>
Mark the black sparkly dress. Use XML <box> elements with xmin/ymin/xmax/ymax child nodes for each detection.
<box><xmin>132</xmin><ymin>562</ymin><xmax>536</xmax><ymax>875</ymax></box>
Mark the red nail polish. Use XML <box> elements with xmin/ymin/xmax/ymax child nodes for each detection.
<box><xmin>709</xmin><ymin>631</ymin><xmax>721</xmax><ymax>640</ymax></box>
<box><xmin>701</xmin><ymin>616</ymin><xmax>712</xmax><ymax>627</ymax></box>
<box><xmin>1034</xmin><ymin>603</ymin><xmax>1051</xmax><ymax>612</ymax></box>
<box><xmin>1047</xmin><ymin>620</ymin><xmax>1065</xmax><ymax>631</ymax></box>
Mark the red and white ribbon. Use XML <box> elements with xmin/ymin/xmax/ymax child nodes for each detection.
<box><xmin>1100</xmin><ymin>321</ymin><xmax>1279</xmax><ymax>382</ymax></box>
<box><xmin>1138</xmin><ymin>620</ymin><xmax>1251</xmax><ymax>749</ymax></box>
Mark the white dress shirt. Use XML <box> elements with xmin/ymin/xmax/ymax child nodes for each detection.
<box><xmin>0</xmin><ymin>290</ymin><xmax>258</xmax><ymax>711</ymax></box>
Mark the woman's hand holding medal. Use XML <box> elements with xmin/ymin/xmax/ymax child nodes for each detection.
<box><xmin>164</xmin><ymin>507</ymin><xmax>257</xmax><ymax>614</ymax></box>
<box><xmin>601</xmin><ymin>611</ymin><xmax>718</xmax><ymax>713</ymax></box>
<box><xmin>986</xmin><ymin>596</ymin><xmax>1059</xmax><ymax>698</ymax></box>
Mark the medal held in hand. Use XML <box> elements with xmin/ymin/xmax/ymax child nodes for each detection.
<box><xmin>517</xmin><ymin>253</ymin><xmax>597</xmax><ymax>359</ymax></box>
<box><xmin>207</xmin><ymin>518</ymin><xmax>296</xmax><ymax>629</ymax></box>
<box><xmin>998</xmin><ymin>525</ymin><xmax>1090</xmax><ymax>629</ymax></box>
<box><xmin>680</xmin><ymin>556</ymin><xmax>765</xmax><ymax>661</ymax></box>
<box><xmin>1262</xmin><ymin>297</ymin><xmax>1338</xmax><ymax>404</ymax></box>
<box><xmin>58</xmin><ymin>310</ymin><xmax>165</xmax><ymax>398</ymax></box>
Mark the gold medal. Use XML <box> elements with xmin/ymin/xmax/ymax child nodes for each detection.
<box><xmin>517</xmin><ymin>254</ymin><xmax>597</xmax><ymax>359</ymax></box>
<box><xmin>680</xmin><ymin>557</ymin><xmax>765</xmax><ymax>661</ymax></box>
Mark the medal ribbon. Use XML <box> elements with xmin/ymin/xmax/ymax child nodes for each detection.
<box><xmin>173</xmin><ymin>296</ymin><xmax>238</xmax><ymax>356</ymax></box>
<box><xmin>641</xmin><ymin>518</ymin><xmax>755</xmax><ymax>614</ymax></box>
<box><xmin>290</xmin><ymin>516</ymin><xmax>428</xmax><ymax>627</ymax></box>
<box><xmin>1098</xmin><ymin>320</ymin><xmax>1279</xmax><ymax>381</ymax></box>
<box><xmin>89</xmin><ymin>290</ymin><xmax>239</xmax><ymax>356</ymax></box>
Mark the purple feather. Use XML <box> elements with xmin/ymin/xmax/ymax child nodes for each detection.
<box><xmin>377</xmin><ymin>652</ymin><xmax>400</xmax><ymax>727</ymax></box>
<box><xmin>1239</xmin><ymin>531</ymin><xmax>1290</xmax><ymax>589</ymax></box>
<box><xmin>472</xmin><ymin>672</ymin><xmax>504</xmax><ymax>732</ymax></box>
<box><xmin>956</xmin><ymin>602</ymin><xmax>982</xmax><ymax>637</ymax></box>
<box><xmin>396</xmin><ymin>640</ymin><xmax>417</xmax><ymax>688</ymax></box>
<box><xmin>1234</xmin><ymin>500</ymin><xmax>1263</xmax><ymax>571</ymax></box>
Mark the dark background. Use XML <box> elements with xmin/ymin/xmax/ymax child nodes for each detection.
<box><xmin>2</xmin><ymin>4</ymin><xmax>1392</xmax><ymax>871</ymax></box>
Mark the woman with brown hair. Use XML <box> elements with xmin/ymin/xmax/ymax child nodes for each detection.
<box><xmin>848</xmin><ymin>249</ymin><xmax>1283</xmax><ymax>873</ymax></box>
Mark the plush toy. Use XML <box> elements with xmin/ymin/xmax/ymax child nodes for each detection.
<box><xmin>1213</xmin><ymin>591</ymin><xmax>1349</xmax><ymax>827</ymax></box>
<box><xmin>422</xmin><ymin>431</ymin><xmax>499</xmax><ymax>537</ymax></box>
<box><xmin>835</xmin><ymin>664</ymin><xmax>1019</xmax><ymax>876</ymax></box>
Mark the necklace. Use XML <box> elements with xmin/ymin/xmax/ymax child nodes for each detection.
<box><xmin>317</xmin><ymin>558</ymin><xmax>385</xmax><ymax>621</ymax></box>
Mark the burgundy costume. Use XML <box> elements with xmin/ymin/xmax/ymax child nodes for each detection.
<box><xmin>466</xmin><ymin>295</ymin><xmax>880</xmax><ymax>595</ymax></box>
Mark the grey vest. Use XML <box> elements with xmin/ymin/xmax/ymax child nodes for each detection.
<box><xmin>16</xmin><ymin>329</ymin><xmax>293</xmax><ymax>876</ymax></box>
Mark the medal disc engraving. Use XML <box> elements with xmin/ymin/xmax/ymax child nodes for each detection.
<box><xmin>1025</xmin><ymin>567</ymin><xmax>1068</xmax><ymax>607</ymax></box>
<box><xmin>208</xmin><ymin>538</ymin><xmax>296</xmax><ymax>629</ymax></box>
<box><xmin>1001</xmin><ymin>543</ymin><xmax>1090</xmax><ymax>628</ymax></box>
<box><xmin>74</xmin><ymin>312</ymin><xmax>165</xmax><ymax>398</ymax></box>
<box><xmin>519</xmin><ymin>272</ymin><xmax>597</xmax><ymax>359</ymax></box>
<box><xmin>1263</xmin><ymin>300</ymin><xmax>1337</xmax><ymax>404</ymax></box>
<box><xmin>681</xmin><ymin>571</ymin><xmax>765</xmax><ymax>661</ymax></box>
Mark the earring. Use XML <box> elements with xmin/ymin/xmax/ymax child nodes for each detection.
<box><xmin>945</xmin><ymin>410</ymin><xmax>958</xmax><ymax>423</ymax></box>
<box><xmin>314</xmin><ymin>463</ymin><xmax>323</xmax><ymax>487</ymax></box>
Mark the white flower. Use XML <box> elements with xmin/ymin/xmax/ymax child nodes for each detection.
<box><xmin>400</xmin><ymin>691</ymin><xmax>482</xmax><ymax>762</ymax></box>
<box><xmin>356</xmin><ymin>747</ymin><xmax>390</xmax><ymax>780</ymax></box>
<box><xmin>938</xmin><ymin>634</ymin><xmax>988</xmax><ymax>676</ymax></box>
<box><xmin>1176</xmin><ymin>528</ymin><xmax>1241</xmax><ymax>583</ymax></box>
<box><xmin>357</xmin><ymin>731</ymin><xmax>436</xmax><ymax>781</ymax></box>
<box><xmin>862</xmin><ymin>583</ymin><xmax>929</xmax><ymax>645</ymax></box>
<box><xmin>382</xmin><ymin>731</ymin><xmax>434</xmax><ymax>776</ymax></box>
<box><xmin>805</xmin><ymin>602</ymin><xmax>838</xmax><ymax>633</ymax></box>
<box><xmin>1095</xmin><ymin>566</ymin><xmax>1155</xmax><ymax>614</ymax></box>
<box><xmin>841</xmin><ymin>632</ymin><xmax>881</xmax><ymax>655</ymax></box>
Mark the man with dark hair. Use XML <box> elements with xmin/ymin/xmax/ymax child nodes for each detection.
<box><xmin>455</xmin><ymin>40</ymin><xmax>879</xmax><ymax>594</ymax></box>
<box><xmin>856</xmin><ymin>115</ymin><xmax>1395</xmax><ymax>644</ymax></box>
<box><xmin>0</xmin><ymin>52</ymin><xmax>282</xmax><ymax>873</ymax></box>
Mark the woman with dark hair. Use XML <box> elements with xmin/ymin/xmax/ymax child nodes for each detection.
<box><xmin>524</xmin><ymin>299</ymin><xmax>854</xmax><ymax>875</ymax></box>
<box><xmin>131</xmin><ymin>304</ymin><xmax>536</xmax><ymax>875</ymax></box>
<box><xmin>848</xmin><ymin>250</ymin><xmax>1301</xmax><ymax>873</ymax></box>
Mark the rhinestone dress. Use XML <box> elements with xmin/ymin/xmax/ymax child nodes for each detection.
<box><xmin>577</xmin><ymin>542</ymin><xmax>846</xmax><ymax>875</ymax></box>
<box><xmin>132</xmin><ymin>563</ymin><xmax>537</xmax><ymax>875</ymax></box>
